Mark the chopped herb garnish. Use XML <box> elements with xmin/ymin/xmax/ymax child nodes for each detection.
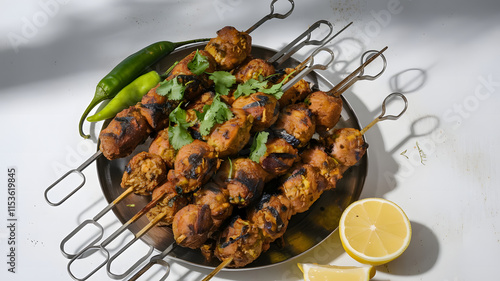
<box><xmin>198</xmin><ymin>95</ymin><xmax>233</xmax><ymax>136</ymax></box>
<box><xmin>169</xmin><ymin>125</ymin><xmax>193</xmax><ymax>150</ymax></box>
<box><xmin>259</xmin><ymin>71</ymin><xmax>295</xmax><ymax>100</ymax></box>
<box><xmin>126</xmin><ymin>204</ymin><xmax>135</xmax><ymax>207</ymax></box>
<box><xmin>416</xmin><ymin>141</ymin><xmax>427</xmax><ymax>165</ymax></box>
<box><xmin>249</xmin><ymin>131</ymin><xmax>269</xmax><ymax>163</ymax></box>
<box><xmin>188</xmin><ymin>50</ymin><xmax>210</xmax><ymax>75</ymax></box>
<box><xmin>400</xmin><ymin>149</ymin><xmax>409</xmax><ymax>159</ymax></box>
<box><xmin>156</xmin><ymin>77</ymin><xmax>186</xmax><ymax>100</ymax></box>
<box><xmin>234</xmin><ymin>78</ymin><xmax>269</xmax><ymax>99</ymax></box>
<box><xmin>209</xmin><ymin>71</ymin><xmax>236</xmax><ymax>96</ymax></box>
<box><xmin>168</xmin><ymin>103</ymin><xmax>196</xmax><ymax>150</ymax></box>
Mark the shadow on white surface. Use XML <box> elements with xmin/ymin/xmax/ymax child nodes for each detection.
<box><xmin>377</xmin><ymin>221</ymin><xmax>439</xmax><ymax>276</ymax></box>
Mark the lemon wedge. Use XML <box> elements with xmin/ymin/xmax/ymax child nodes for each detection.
<box><xmin>339</xmin><ymin>198</ymin><xmax>411</xmax><ymax>265</ymax></box>
<box><xmin>298</xmin><ymin>263</ymin><xmax>375</xmax><ymax>281</ymax></box>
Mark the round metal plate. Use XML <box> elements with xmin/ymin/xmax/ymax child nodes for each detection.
<box><xmin>96</xmin><ymin>43</ymin><xmax>367</xmax><ymax>271</ymax></box>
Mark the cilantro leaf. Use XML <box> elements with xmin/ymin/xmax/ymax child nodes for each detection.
<box><xmin>188</xmin><ymin>50</ymin><xmax>210</xmax><ymax>75</ymax></box>
<box><xmin>260</xmin><ymin>83</ymin><xmax>284</xmax><ymax>99</ymax></box>
<box><xmin>168</xmin><ymin>125</ymin><xmax>194</xmax><ymax>150</ymax></box>
<box><xmin>199</xmin><ymin>95</ymin><xmax>233</xmax><ymax>136</ymax></box>
<box><xmin>209</xmin><ymin>71</ymin><xmax>236</xmax><ymax>96</ymax></box>
<box><xmin>249</xmin><ymin>131</ymin><xmax>269</xmax><ymax>163</ymax></box>
<box><xmin>168</xmin><ymin>104</ymin><xmax>195</xmax><ymax>150</ymax></box>
<box><xmin>259</xmin><ymin>71</ymin><xmax>296</xmax><ymax>100</ymax></box>
<box><xmin>156</xmin><ymin>77</ymin><xmax>186</xmax><ymax>100</ymax></box>
<box><xmin>169</xmin><ymin>103</ymin><xmax>196</xmax><ymax>127</ymax></box>
<box><xmin>234</xmin><ymin>78</ymin><xmax>268</xmax><ymax>99</ymax></box>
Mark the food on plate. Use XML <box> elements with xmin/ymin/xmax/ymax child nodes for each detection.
<box><xmin>148</xmin><ymin>127</ymin><xmax>177</xmax><ymax>168</ymax></box>
<box><xmin>168</xmin><ymin>139</ymin><xmax>219</xmax><ymax>193</ymax></box>
<box><xmin>325</xmin><ymin>127</ymin><xmax>368</xmax><ymax>167</ymax></box>
<box><xmin>307</xmin><ymin>90</ymin><xmax>343</xmax><ymax>135</ymax></box>
<box><xmin>120</xmin><ymin>151</ymin><xmax>167</xmax><ymax>196</ymax></box>
<box><xmin>206</xmin><ymin>108</ymin><xmax>254</xmax><ymax>158</ymax></box>
<box><xmin>232</xmin><ymin>92</ymin><xmax>280</xmax><ymax>132</ymax></box>
<box><xmin>146</xmin><ymin>180</ymin><xmax>190</xmax><ymax>226</ymax></box>
<box><xmin>204</xmin><ymin>26</ymin><xmax>252</xmax><ymax>71</ymax></box>
<box><xmin>99</xmin><ymin>105</ymin><xmax>152</xmax><ymax>160</ymax></box>
<box><xmin>276</xmin><ymin>68</ymin><xmax>312</xmax><ymax>107</ymax></box>
<box><xmin>272</xmin><ymin>103</ymin><xmax>316</xmax><ymax>148</ymax></box>
<box><xmin>234</xmin><ymin>58</ymin><xmax>275</xmax><ymax>83</ymax></box>
<box><xmin>258</xmin><ymin>137</ymin><xmax>298</xmax><ymax>177</ymax></box>
<box><xmin>98</xmin><ymin>25</ymin><xmax>371</xmax><ymax>269</ymax></box>
<box><xmin>214</xmin><ymin>217</ymin><xmax>265</xmax><ymax>268</ymax></box>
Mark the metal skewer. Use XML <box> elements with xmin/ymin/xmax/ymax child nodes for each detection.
<box><xmin>127</xmin><ymin>244</ymin><xmax>176</xmax><ymax>281</ymax></box>
<box><xmin>327</xmin><ymin>46</ymin><xmax>388</xmax><ymax>97</ymax></box>
<box><xmin>104</xmin><ymin>210</ymin><xmax>171</xmax><ymax>280</ymax></box>
<box><xmin>281</xmin><ymin>47</ymin><xmax>335</xmax><ymax>92</ymax></box>
<box><xmin>360</xmin><ymin>92</ymin><xmax>408</xmax><ymax>135</ymax></box>
<box><xmin>269</xmin><ymin>21</ymin><xmax>353</xmax><ymax>67</ymax></box>
<box><xmin>245</xmin><ymin>0</ymin><xmax>295</xmax><ymax>34</ymax></box>
<box><xmin>266</xmin><ymin>19</ymin><xmax>333</xmax><ymax>66</ymax></box>
<box><xmin>66</xmin><ymin>191</ymin><xmax>171</xmax><ymax>280</ymax></box>
<box><xmin>44</xmin><ymin>150</ymin><xmax>102</xmax><ymax>206</ymax></box>
<box><xmin>60</xmin><ymin>186</ymin><xmax>135</xmax><ymax>259</ymax></box>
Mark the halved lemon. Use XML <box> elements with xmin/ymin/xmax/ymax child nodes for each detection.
<box><xmin>298</xmin><ymin>263</ymin><xmax>375</xmax><ymax>281</ymax></box>
<box><xmin>339</xmin><ymin>198</ymin><xmax>411</xmax><ymax>265</ymax></box>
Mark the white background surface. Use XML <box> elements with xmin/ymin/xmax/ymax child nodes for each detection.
<box><xmin>1</xmin><ymin>0</ymin><xmax>499</xmax><ymax>280</ymax></box>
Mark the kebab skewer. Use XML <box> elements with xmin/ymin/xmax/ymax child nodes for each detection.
<box><xmin>202</xmin><ymin>92</ymin><xmax>407</xmax><ymax>279</ymax></box>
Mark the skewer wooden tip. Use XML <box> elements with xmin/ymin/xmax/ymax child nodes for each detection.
<box><xmin>202</xmin><ymin>257</ymin><xmax>233</xmax><ymax>281</ymax></box>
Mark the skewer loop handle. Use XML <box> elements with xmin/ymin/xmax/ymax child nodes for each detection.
<box><xmin>60</xmin><ymin>219</ymin><xmax>104</xmax><ymax>259</ymax></box>
<box><xmin>127</xmin><ymin>244</ymin><xmax>176</xmax><ymax>281</ymax></box>
<box><xmin>281</xmin><ymin>47</ymin><xmax>335</xmax><ymax>92</ymax></box>
<box><xmin>44</xmin><ymin>169</ymin><xmax>86</xmax><ymax>206</ymax></box>
<box><xmin>246</xmin><ymin>0</ymin><xmax>295</xmax><ymax>34</ymax></box>
<box><xmin>360</xmin><ymin>92</ymin><xmax>408</xmax><ymax>135</ymax></box>
<box><xmin>378</xmin><ymin>92</ymin><xmax>408</xmax><ymax>121</ymax></box>
<box><xmin>44</xmin><ymin>150</ymin><xmax>102</xmax><ymax>206</ymax></box>
<box><xmin>268</xmin><ymin>19</ymin><xmax>334</xmax><ymax>65</ymax></box>
<box><xmin>106</xmin><ymin>238</ymin><xmax>155</xmax><ymax>280</ymax></box>
<box><xmin>67</xmin><ymin>245</ymin><xmax>109</xmax><ymax>281</ymax></box>
<box><xmin>358</xmin><ymin>49</ymin><xmax>388</xmax><ymax>81</ymax></box>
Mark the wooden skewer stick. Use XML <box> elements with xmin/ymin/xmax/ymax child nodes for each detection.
<box><xmin>201</xmin><ymin>257</ymin><xmax>234</xmax><ymax>281</ymax></box>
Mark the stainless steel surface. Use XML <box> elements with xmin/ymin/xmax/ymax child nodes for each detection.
<box><xmin>96</xmin><ymin>44</ymin><xmax>368</xmax><ymax>271</ymax></box>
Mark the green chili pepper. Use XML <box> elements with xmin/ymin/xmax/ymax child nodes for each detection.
<box><xmin>78</xmin><ymin>38</ymin><xmax>210</xmax><ymax>139</ymax></box>
<box><xmin>86</xmin><ymin>70</ymin><xmax>161</xmax><ymax>122</ymax></box>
